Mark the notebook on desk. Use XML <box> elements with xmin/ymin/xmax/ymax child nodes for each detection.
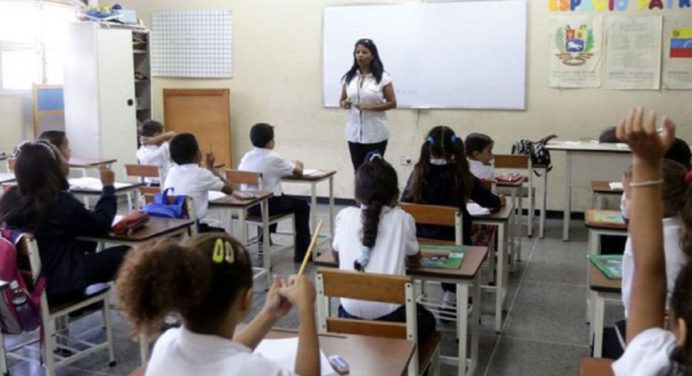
<box><xmin>419</xmin><ymin>244</ymin><xmax>465</xmax><ymax>269</ymax></box>
<box><xmin>303</xmin><ymin>168</ymin><xmax>320</xmax><ymax>176</ymax></box>
<box><xmin>589</xmin><ymin>254</ymin><xmax>623</xmax><ymax>279</ymax></box>
<box><xmin>69</xmin><ymin>177</ymin><xmax>129</xmax><ymax>191</ymax></box>
<box><xmin>254</xmin><ymin>337</ymin><xmax>336</xmax><ymax>375</ymax></box>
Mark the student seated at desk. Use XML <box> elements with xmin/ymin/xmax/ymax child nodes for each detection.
<box><xmin>0</xmin><ymin>141</ymin><xmax>129</xmax><ymax>304</ymax></box>
<box><xmin>136</xmin><ymin>119</ymin><xmax>175</xmax><ymax>185</ymax></box>
<box><xmin>116</xmin><ymin>233</ymin><xmax>320</xmax><ymax>376</ymax></box>
<box><xmin>238</xmin><ymin>123</ymin><xmax>311</xmax><ymax>263</ymax></box>
<box><xmin>609</xmin><ymin>107</ymin><xmax>692</xmax><ymax>376</ymax></box>
<box><xmin>38</xmin><ymin>130</ymin><xmax>71</xmax><ymax>161</ymax></box>
<box><xmin>164</xmin><ymin>133</ymin><xmax>238</xmax><ymax>233</ymax></box>
<box><xmin>465</xmin><ymin>132</ymin><xmax>495</xmax><ymax>181</ymax></box>
<box><xmin>402</xmin><ymin>126</ymin><xmax>504</xmax><ymax>310</ymax></box>
<box><xmin>331</xmin><ymin>155</ymin><xmax>436</xmax><ymax>341</ymax></box>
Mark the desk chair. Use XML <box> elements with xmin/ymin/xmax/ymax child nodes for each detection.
<box><xmin>316</xmin><ymin>268</ymin><xmax>441</xmax><ymax>376</ymax></box>
<box><xmin>225</xmin><ymin>169</ymin><xmax>295</xmax><ymax>252</ymax></box>
<box><xmin>0</xmin><ymin>234</ymin><xmax>115</xmax><ymax>376</ymax></box>
<box><xmin>494</xmin><ymin>154</ymin><xmax>534</xmax><ymax>243</ymax></box>
<box><xmin>125</xmin><ymin>164</ymin><xmax>163</xmax><ymax>209</ymax></box>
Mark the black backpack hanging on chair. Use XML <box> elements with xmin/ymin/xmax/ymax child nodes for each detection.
<box><xmin>511</xmin><ymin>134</ymin><xmax>558</xmax><ymax>174</ymax></box>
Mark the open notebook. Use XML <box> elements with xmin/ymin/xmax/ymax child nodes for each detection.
<box><xmin>254</xmin><ymin>337</ymin><xmax>336</xmax><ymax>375</ymax></box>
<box><xmin>69</xmin><ymin>177</ymin><xmax>129</xmax><ymax>190</ymax></box>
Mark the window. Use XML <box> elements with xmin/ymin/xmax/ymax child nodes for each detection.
<box><xmin>0</xmin><ymin>1</ymin><xmax>76</xmax><ymax>91</ymax></box>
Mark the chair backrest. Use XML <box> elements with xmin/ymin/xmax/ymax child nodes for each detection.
<box><xmin>225</xmin><ymin>169</ymin><xmax>262</xmax><ymax>189</ymax></box>
<box><xmin>140</xmin><ymin>186</ymin><xmax>162</xmax><ymax>205</ymax></box>
<box><xmin>399</xmin><ymin>202</ymin><xmax>462</xmax><ymax>245</ymax></box>
<box><xmin>125</xmin><ymin>164</ymin><xmax>161</xmax><ymax>183</ymax></box>
<box><xmin>316</xmin><ymin>268</ymin><xmax>414</xmax><ymax>340</ymax></box>
<box><xmin>493</xmin><ymin>154</ymin><xmax>530</xmax><ymax>170</ymax></box>
<box><xmin>16</xmin><ymin>234</ymin><xmax>50</xmax><ymax>323</ymax></box>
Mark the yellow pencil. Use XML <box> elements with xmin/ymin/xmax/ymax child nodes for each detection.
<box><xmin>297</xmin><ymin>219</ymin><xmax>324</xmax><ymax>276</ymax></box>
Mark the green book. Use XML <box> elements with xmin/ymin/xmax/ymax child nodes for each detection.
<box><xmin>589</xmin><ymin>254</ymin><xmax>623</xmax><ymax>279</ymax></box>
<box><xmin>419</xmin><ymin>244</ymin><xmax>465</xmax><ymax>269</ymax></box>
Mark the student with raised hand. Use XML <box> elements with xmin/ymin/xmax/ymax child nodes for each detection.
<box><xmin>116</xmin><ymin>233</ymin><xmax>320</xmax><ymax>376</ymax></box>
<box><xmin>0</xmin><ymin>141</ymin><xmax>129</xmax><ymax>303</ymax></box>
<box><xmin>136</xmin><ymin>120</ymin><xmax>176</xmax><ymax>185</ymax></box>
<box><xmin>331</xmin><ymin>154</ymin><xmax>436</xmax><ymax>341</ymax></box>
<box><xmin>611</xmin><ymin>107</ymin><xmax>692</xmax><ymax>375</ymax></box>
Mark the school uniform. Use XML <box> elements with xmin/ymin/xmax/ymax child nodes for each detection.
<box><xmin>238</xmin><ymin>147</ymin><xmax>311</xmax><ymax>262</ymax></box>
<box><xmin>146</xmin><ymin>327</ymin><xmax>294</xmax><ymax>376</ymax></box>
<box><xmin>343</xmin><ymin>71</ymin><xmax>393</xmax><ymax>170</ymax></box>
<box><xmin>332</xmin><ymin>205</ymin><xmax>436</xmax><ymax>340</ymax></box>
<box><xmin>621</xmin><ymin>216</ymin><xmax>687</xmax><ymax>318</ymax></box>
<box><xmin>467</xmin><ymin>158</ymin><xmax>495</xmax><ymax>181</ymax></box>
<box><xmin>136</xmin><ymin>142</ymin><xmax>170</xmax><ymax>184</ymax></box>
<box><xmin>612</xmin><ymin>327</ymin><xmax>680</xmax><ymax>376</ymax></box>
<box><xmin>4</xmin><ymin>185</ymin><xmax>128</xmax><ymax>302</ymax></box>
<box><xmin>163</xmin><ymin>163</ymin><xmax>224</xmax><ymax>220</ymax></box>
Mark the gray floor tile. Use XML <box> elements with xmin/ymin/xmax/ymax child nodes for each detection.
<box><xmin>484</xmin><ymin>337</ymin><xmax>589</xmax><ymax>376</ymax></box>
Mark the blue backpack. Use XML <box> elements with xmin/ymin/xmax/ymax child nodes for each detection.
<box><xmin>142</xmin><ymin>188</ymin><xmax>186</xmax><ymax>219</ymax></box>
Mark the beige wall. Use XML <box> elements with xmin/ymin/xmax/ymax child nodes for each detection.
<box><xmin>80</xmin><ymin>1</ymin><xmax>692</xmax><ymax>210</ymax></box>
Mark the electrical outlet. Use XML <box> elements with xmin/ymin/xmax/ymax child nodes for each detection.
<box><xmin>400</xmin><ymin>155</ymin><xmax>412</xmax><ymax>166</ymax></box>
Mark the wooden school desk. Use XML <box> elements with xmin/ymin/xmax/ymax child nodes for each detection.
<box><xmin>69</xmin><ymin>157</ymin><xmax>117</xmax><ymax>176</ymax></box>
<box><xmin>68</xmin><ymin>178</ymin><xmax>144</xmax><ymax>212</ymax></box>
<box><xmin>266</xmin><ymin>328</ymin><xmax>416</xmax><ymax>376</ymax></box>
<box><xmin>77</xmin><ymin>217</ymin><xmax>194</xmax><ymax>247</ymax></box>
<box><xmin>545</xmin><ymin>141</ymin><xmax>630</xmax><ymax>241</ymax></box>
<box><xmin>580</xmin><ymin>357</ymin><xmax>614</xmax><ymax>376</ymax></box>
<box><xmin>472</xmin><ymin>202</ymin><xmax>516</xmax><ymax>333</ymax></box>
<box><xmin>495</xmin><ymin>176</ymin><xmax>524</xmax><ymax>260</ymax></box>
<box><xmin>209</xmin><ymin>191</ymin><xmax>273</xmax><ymax>286</ymax></box>
<box><xmin>588</xmin><ymin>263</ymin><xmax>621</xmax><ymax>358</ymax></box>
<box><xmin>0</xmin><ymin>173</ymin><xmax>14</xmax><ymax>185</ymax></box>
<box><xmin>591</xmin><ymin>181</ymin><xmax>624</xmax><ymax>209</ymax></box>
<box><xmin>585</xmin><ymin>209</ymin><xmax>627</xmax><ymax>255</ymax></box>
<box><xmin>282</xmin><ymin>169</ymin><xmax>337</xmax><ymax>238</ymax></box>
<box><xmin>315</xmin><ymin>246</ymin><xmax>488</xmax><ymax>376</ymax></box>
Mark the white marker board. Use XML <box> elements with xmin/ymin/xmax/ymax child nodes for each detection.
<box><xmin>323</xmin><ymin>1</ymin><xmax>527</xmax><ymax>110</ymax></box>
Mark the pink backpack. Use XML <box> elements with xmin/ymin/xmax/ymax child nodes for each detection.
<box><xmin>0</xmin><ymin>230</ymin><xmax>44</xmax><ymax>334</ymax></box>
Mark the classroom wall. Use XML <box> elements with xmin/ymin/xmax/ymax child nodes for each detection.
<box><xmin>0</xmin><ymin>95</ymin><xmax>25</xmax><ymax>153</ymax></box>
<box><xmin>120</xmin><ymin>0</ymin><xmax>691</xmax><ymax>211</ymax></box>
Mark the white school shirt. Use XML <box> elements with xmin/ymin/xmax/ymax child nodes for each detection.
<box><xmin>467</xmin><ymin>159</ymin><xmax>495</xmax><ymax>180</ymax></box>
<box><xmin>343</xmin><ymin>71</ymin><xmax>393</xmax><ymax>144</ymax></box>
<box><xmin>136</xmin><ymin>142</ymin><xmax>170</xmax><ymax>184</ymax></box>
<box><xmin>331</xmin><ymin>206</ymin><xmax>418</xmax><ymax>319</ymax></box>
<box><xmin>621</xmin><ymin>216</ymin><xmax>687</xmax><ymax>318</ymax></box>
<box><xmin>238</xmin><ymin>147</ymin><xmax>294</xmax><ymax>196</ymax></box>
<box><xmin>612</xmin><ymin>327</ymin><xmax>680</xmax><ymax>376</ymax></box>
<box><xmin>146</xmin><ymin>327</ymin><xmax>294</xmax><ymax>376</ymax></box>
<box><xmin>163</xmin><ymin>163</ymin><xmax>225</xmax><ymax>219</ymax></box>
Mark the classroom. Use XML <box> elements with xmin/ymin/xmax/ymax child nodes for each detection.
<box><xmin>0</xmin><ymin>0</ymin><xmax>690</xmax><ymax>375</ymax></box>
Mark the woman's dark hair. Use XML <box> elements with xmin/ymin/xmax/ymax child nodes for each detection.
<box><xmin>353</xmin><ymin>155</ymin><xmax>399</xmax><ymax>271</ymax></box>
<box><xmin>598</xmin><ymin>127</ymin><xmax>619</xmax><ymax>143</ymax></box>
<box><xmin>139</xmin><ymin>120</ymin><xmax>164</xmax><ymax>137</ymax></box>
<box><xmin>37</xmin><ymin>130</ymin><xmax>67</xmax><ymax>150</ymax></box>
<box><xmin>342</xmin><ymin>39</ymin><xmax>385</xmax><ymax>85</ymax></box>
<box><xmin>670</xmin><ymin>262</ymin><xmax>692</xmax><ymax>373</ymax></box>
<box><xmin>407</xmin><ymin>126</ymin><xmax>473</xmax><ymax>203</ymax></box>
<box><xmin>660</xmin><ymin>159</ymin><xmax>692</xmax><ymax>258</ymax></box>
<box><xmin>116</xmin><ymin>233</ymin><xmax>253</xmax><ymax>337</ymax></box>
<box><xmin>465</xmin><ymin>133</ymin><xmax>494</xmax><ymax>157</ymax></box>
<box><xmin>170</xmin><ymin>133</ymin><xmax>200</xmax><ymax>165</ymax></box>
<box><xmin>0</xmin><ymin>142</ymin><xmax>68</xmax><ymax>227</ymax></box>
<box><xmin>665</xmin><ymin>138</ymin><xmax>692</xmax><ymax>171</ymax></box>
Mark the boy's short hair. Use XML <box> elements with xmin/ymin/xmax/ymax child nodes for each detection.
<box><xmin>598</xmin><ymin>127</ymin><xmax>618</xmax><ymax>143</ymax></box>
<box><xmin>140</xmin><ymin>120</ymin><xmax>164</xmax><ymax>137</ymax></box>
<box><xmin>465</xmin><ymin>133</ymin><xmax>494</xmax><ymax>157</ymax></box>
<box><xmin>37</xmin><ymin>130</ymin><xmax>66</xmax><ymax>148</ymax></box>
<box><xmin>664</xmin><ymin>138</ymin><xmax>691</xmax><ymax>170</ymax></box>
<box><xmin>170</xmin><ymin>133</ymin><xmax>200</xmax><ymax>165</ymax></box>
<box><xmin>250</xmin><ymin>123</ymin><xmax>274</xmax><ymax>148</ymax></box>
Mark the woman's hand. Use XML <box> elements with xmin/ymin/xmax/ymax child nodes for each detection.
<box><xmin>354</xmin><ymin>103</ymin><xmax>372</xmax><ymax>111</ymax></box>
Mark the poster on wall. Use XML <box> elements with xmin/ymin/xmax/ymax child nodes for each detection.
<box><xmin>604</xmin><ymin>16</ymin><xmax>662</xmax><ymax>90</ymax></box>
<box><xmin>548</xmin><ymin>16</ymin><xmax>603</xmax><ymax>88</ymax></box>
<box><xmin>662</xmin><ymin>17</ymin><xmax>692</xmax><ymax>89</ymax></box>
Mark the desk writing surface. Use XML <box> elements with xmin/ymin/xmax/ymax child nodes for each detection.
<box><xmin>85</xmin><ymin>217</ymin><xmax>193</xmax><ymax>243</ymax></box>
<box><xmin>591</xmin><ymin>181</ymin><xmax>624</xmax><ymax>193</ymax></box>
<box><xmin>547</xmin><ymin>141</ymin><xmax>630</xmax><ymax>153</ymax></box>
<box><xmin>471</xmin><ymin>201</ymin><xmax>514</xmax><ymax>220</ymax></box>
<box><xmin>282</xmin><ymin>169</ymin><xmax>337</xmax><ymax>182</ymax></box>
<box><xmin>209</xmin><ymin>191</ymin><xmax>272</xmax><ymax>207</ymax></box>
<box><xmin>69</xmin><ymin>157</ymin><xmax>118</xmax><ymax>168</ymax></box>
<box><xmin>579</xmin><ymin>357</ymin><xmax>614</xmax><ymax>376</ymax></box>
<box><xmin>266</xmin><ymin>328</ymin><xmax>415</xmax><ymax>376</ymax></box>
<box><xmin>589</xmin><ymin>264</ymin><xmax>621</xmax><ymax>293</ymax></box>
<box><xmin>0</xmin><ymin>173</ymin><xmax>15</xmax><ymax>184</ymax></box>
<box><xmin>585</xmin><ymin>209</ymin><xmax>627</xmax><ymax>230</ymax></box>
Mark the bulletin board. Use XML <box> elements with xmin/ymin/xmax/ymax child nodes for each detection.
<box><xmin>151</xmin><ymin>10</ymin><xmax>233</xmax><ymax>78</ymax></box>
<box><xmin>32</xmin><ymin>84</ymin><xmax>64</xmax><ymax>137</ymax></box>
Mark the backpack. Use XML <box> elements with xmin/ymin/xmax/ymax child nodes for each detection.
<box><xmin>0</xmin><ymin>230</ymin><xmax>44</xmax><ymax>334</ymax></box>
<box><xmin>511</xmin><ymin>134</ymin><xmax>558</xmax><ymax>173</ymax></box>
<box><xmin>142</xmin><ymin>188</ymin><xmax>186</xmax><ymax>219</ymax></box>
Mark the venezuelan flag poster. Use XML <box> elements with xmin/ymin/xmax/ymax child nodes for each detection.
<box><xmin>663</xmin><ymin>17</ymin><xmax>692</xmax><ymax>89</ymax></box>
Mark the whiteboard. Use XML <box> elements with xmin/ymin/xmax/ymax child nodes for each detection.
<box><xmin>323</xmin><ymin>1</ymin><xmax>527</xmax><ymax>110</ymax></box>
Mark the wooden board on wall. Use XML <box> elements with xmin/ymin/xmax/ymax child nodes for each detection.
<box><xmin>163</xmin><ymin>88</ymin><xmax>232</xmax><ymax>167</ymax></box>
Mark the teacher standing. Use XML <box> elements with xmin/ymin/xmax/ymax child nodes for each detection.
<box><xmin>339</xmin><ymin>38</ymin><xmax>397</xmax><ymax>171</ymax></box>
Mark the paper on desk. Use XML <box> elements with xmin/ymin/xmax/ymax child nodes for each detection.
<box><xmin>467</xmin><ymin>203</ymin><xmax>491</xmax><ymax>216</ymax></box>
<box><xmin>69</xmin><ymin>177</ymin><xmax>129</xmax><ymax>190</ymax></box>
<box><xmin>111</xmin><ymin>215</ymin><xmax>124</xmax><ymax>226</ymax></box>
<box><xmin>208</xmin><ymin>191</ymin><xmax>227</xmax><ymax>201</ymax></box>
<box><xmin>303</xmin><ymin>168</ymin><xmax>320</xmax><ymax>176</ymax></box>
<box><xmin>254</xmin><ymin>337</ymin><xmax>336</xmax><ymax>376</ymax></box>
<box><xmin>609</xmin><ymin>182</ymin><xmax>623</xmax><ymax>190</ymax></box>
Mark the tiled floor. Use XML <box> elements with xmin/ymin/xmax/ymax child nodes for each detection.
<box><xmin>3</xmin><ymin>204</ymin><xmax>624</xmax><ymax>375</ymax></box>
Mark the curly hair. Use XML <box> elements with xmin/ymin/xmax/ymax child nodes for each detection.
<box><xmin>116</xmin><ymin>233</ymin><xmax>252</xmax><ymax>338</ymax></box>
